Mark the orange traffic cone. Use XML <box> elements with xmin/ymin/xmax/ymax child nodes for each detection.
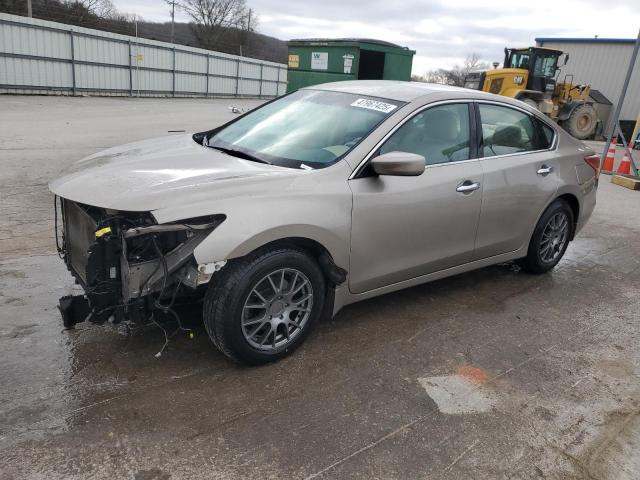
<box><xmin>602</xmin><ymin>141</ymin><xmax>616</xmax><ymax>172</ymax></box>
<box><xmin>616</xmin><ymin>151</ymin><xmax>632</xmax><ymax>175</ymax></box>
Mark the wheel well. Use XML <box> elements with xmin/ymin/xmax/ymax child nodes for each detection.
<box><xmin>246</xmin><ymin>237</ymin><xmax>347</xmax><ymax>286</ymax></box>
<box><xmin>558</xmin><ymin>194</ymin><xmax>579</xmax><ymax>239</ymax></box>
<box><xmin>256</xmin><ymin>237</ymin><xmax>330</xmax><ymax>260</ymax></box>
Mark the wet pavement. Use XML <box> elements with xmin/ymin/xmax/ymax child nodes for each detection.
<box><xmin>1</xmin><ymin>96</ymin><xmax>640</xmax><ymax>479</ymax></box>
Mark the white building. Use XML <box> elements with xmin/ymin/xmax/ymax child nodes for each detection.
<box><xmin>535</xmin><ymin>37</ymin><xmax>639</xmax><ymax>141</ymax></box>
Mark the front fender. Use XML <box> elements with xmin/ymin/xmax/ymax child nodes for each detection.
<box><xmin>194</xmin><ymin>223</ymin><xmax>350</xmax><ymax>270</ymax></box>
<box><xmin>165</xmin><ymin>162</ymin><xmax>355</xmax><ymax>270</ymax></box>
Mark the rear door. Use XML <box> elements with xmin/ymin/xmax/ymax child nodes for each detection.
<box><xmin>348</xmin><ymin>102</ymin><xmax>484</xmax><ymax>293</ymax></box>
<box><xmin>472</xmin><ymin>102</ymin><xmax>559</xmax><ymax>260</ymax></box>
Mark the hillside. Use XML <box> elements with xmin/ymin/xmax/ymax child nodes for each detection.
<box><xmin>0</xmin><ymin>0</ymin><xmax>287</xmax><ymax>63</ymax></box>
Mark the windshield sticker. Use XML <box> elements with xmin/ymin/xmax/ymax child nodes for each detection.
<box><xmin>350</xmin><ymin>98</ymin><xmax>397</xmax><ymax>114</ymax></box>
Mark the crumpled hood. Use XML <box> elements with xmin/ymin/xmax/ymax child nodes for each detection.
<box><xmin>49</xmin><ymin>134</ymin><xmax>297</xmax><ymax>213</ymax></box>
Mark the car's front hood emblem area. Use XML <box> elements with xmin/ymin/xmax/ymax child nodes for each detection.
<box><xmin>48</xmin><ymin>134</ymin><xmax>292</xmax><ymax>212</ymax></box>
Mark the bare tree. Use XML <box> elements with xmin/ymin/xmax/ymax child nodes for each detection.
<box><xmin>179</xmin><ymin>0</ymin><xmax>247</xmax><ymax>49</ymax></box>
<box><xmin>417</xmin><ymin>54</ymin><xmax>489</xmax><ymax>87</ymax></box>
<box><xmin>237</xmin><ymin>7</ymin><xmax>257</xmax><ymax>55</ymax></box>
<box><xmin>67</xmin><ymin>0</ymin><xmax>116</xmax><ymax>20</ymax></box>
<box><xmin>448</xmin><ymin>53</ymin><xmax>489</xmax><ymax>86</ymax></box>
<box><xmin>421</xmin><ymin>70</ymin><xmax>451</xmax><ymax>85</ymax></box>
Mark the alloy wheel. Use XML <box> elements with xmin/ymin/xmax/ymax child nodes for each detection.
<box><xmin>539</xmin><ymin>212</ymin><xmax>569</xmax><ymax>263</ymax></box>
<box><xmin>241</xmin><ymin>268</ymin><xmax>313</xmax><ymax>351</ymax></box>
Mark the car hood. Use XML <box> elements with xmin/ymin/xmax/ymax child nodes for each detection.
<box><xmin>49</xmin><ymin>134</ymin><xmax>299</xmax><ymax>213</ymax></box>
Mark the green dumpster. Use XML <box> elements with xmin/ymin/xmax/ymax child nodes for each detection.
<box><xmin>286</xmin><ymin>38</ymin><xmax>415</xmax><ymax>92</ymax></box>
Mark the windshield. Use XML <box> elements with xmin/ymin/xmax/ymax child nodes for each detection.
<box><xmin>205</xmin><ymin>90</ymin><xmax>403</xmax><ymax>169</ymax></box>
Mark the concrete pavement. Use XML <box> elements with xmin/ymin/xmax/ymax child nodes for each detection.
<box><xmin>1</xmin><ymin>96</ymin><xmax>639</xmax><ymax>480</ymax></box>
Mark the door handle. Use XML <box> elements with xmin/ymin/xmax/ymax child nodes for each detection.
<box><xmin>456</xmin><ymin>181</ymin><xmax>481</xmax><ymax>193</ymax></box>
<box><xmin>537</xmin><ymin>165</ymin><xmax>554</xmax><ymax>176</ymax></box>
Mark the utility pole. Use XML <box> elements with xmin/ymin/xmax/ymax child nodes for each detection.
<box><xmin>601</xmin><ymin>28</ymin><xmax>640</xmax><ymax>172</ymax></box>
<box><xmin>239</xmin><ymin>8</ymin><xmax>252</xmax><ymax>57</ymax></box>
<box><xmin>27</xmin><ymin>0</ymin><xmax>32</xmax><ymax>17</ymax></box>
<box><xmin>165</xmin><ymin>0</ymin><xmax>177</xmax><ymax>44</ymax></box>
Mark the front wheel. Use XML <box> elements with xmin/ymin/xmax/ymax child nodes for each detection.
<box><xmin>562</xmin><ymin>103</ymin><xmax>597</xmax><ymax>140</ymax></box>
<box><xmin>203</xmin><ymin>247</ymin><xmax>325</xmax><ymax>364</ymax></box>
<box><xmin>518</xmin><ymin>199</ymin><xmax>573</xmax><ymax>274</ymax></box>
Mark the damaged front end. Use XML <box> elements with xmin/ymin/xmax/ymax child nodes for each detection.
<box><xmin>55</xmin><ymin>197</ymin><xmax>224</xmax><ymax>328</ymax></box>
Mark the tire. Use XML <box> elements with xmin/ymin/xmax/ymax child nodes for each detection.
<box><xmin>203</xmin><ymin>247</ymin><xmax>325</xmax><ymax>365</ymax></box>
<box><xmin>562</xmin><ymin>103</ymin><xmax>597</xmax><ymax>140</ymax></box>
<box><xmin>518</xmin><ymin>199</ymin><xmax>574</xmax><ymax>274</ymax></box>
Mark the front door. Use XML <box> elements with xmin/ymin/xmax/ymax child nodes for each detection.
<box><xmin>348</xmin><ymin>102</ymin><xmax>483</xmax><ymax>294</ymax></box>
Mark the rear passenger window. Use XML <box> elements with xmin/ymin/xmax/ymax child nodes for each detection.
<box><xmin>479</xmin><ymin>104</ymin><xmax>550</xmax><ymax>157</ymax></box>
<box><xmin>379</xmin><ymin>103</ymin><xmax>471</xmax><ymax>165</ymax></box>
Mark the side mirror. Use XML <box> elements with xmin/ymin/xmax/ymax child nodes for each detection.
<box><xmin>562</xmin><ymin>53</ymin><xmax>569</xmax><ymax>66</ymax></box>
<box><xmin>370</xmin><ymin>151</ymin><xmax>425</xmax><ymax>176</ymax></box>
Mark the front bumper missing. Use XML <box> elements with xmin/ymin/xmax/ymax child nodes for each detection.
<box><xmin>57</xmin><ymin>198</ymin><xmax>224</xmax><ymax>327</ymax></box>
<box><xmin>120</xmin><ymin>229</ymin><xmax>213</xmax><ymax>301</ymax></box>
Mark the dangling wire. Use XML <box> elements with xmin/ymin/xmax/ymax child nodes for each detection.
<box><xmin>53</xmin><ymin>195</ymin><xmax>65</xmax><ymax>259</ymax></box>
<box><xmin>149</xmin><ymin>236</ymin><xmax>193</xmax><ymax>357</ymax></box>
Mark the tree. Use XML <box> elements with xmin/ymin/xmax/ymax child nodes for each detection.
<box><xmin>420</xmin><ymin>53</ymin><xmax>490</xmax><ymax>87</ymax></box>
<box><xmin>66</xmin><ymin>0</ymin><xmax>116</xmax><ymax>21</ymax></box>
<box><xmin>421</xmin><ymin>70</ymin><xmax>451</xmax><ymax>85</ymax></box>
<box><xmin>445</xmin><ymin>53</ymin><xmax>489</xmax><ymax>87</ymax></box>
<box><xmin>179</xmin><ymin>0</ymin><xmax>248</xmax><ymax>49</ymax></box>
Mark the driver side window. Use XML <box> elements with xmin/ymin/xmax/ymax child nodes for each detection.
<box><xmin>379</xmin><ymin>103</ymin><xmax>471</xmax><ymax>165</ymax></box>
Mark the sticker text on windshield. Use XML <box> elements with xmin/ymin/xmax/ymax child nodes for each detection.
<box><xmin>350</xmin><ymin>98</ymin><xmax>397</xmax><ymax>114</ymax></box>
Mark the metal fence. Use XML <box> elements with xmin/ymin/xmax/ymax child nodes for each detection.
<box><xmin>0</xmin><ymin>12</ymin><xmax>287</xmax><ymax>98</ymax></box>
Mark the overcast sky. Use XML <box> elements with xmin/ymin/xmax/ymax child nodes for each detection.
<box><xmin>113</xmin><ymin>0</ymin><xmax>640</xmax><ymax>73</ymax></box>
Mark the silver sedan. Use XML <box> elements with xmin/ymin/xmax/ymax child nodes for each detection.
<box><xmin>50</xmin><ymin>80</ymin><xmax>599</xmax><ymax>364</ymax></box>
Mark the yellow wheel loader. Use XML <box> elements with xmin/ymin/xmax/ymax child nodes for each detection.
<box><xmin>464</xmin><ymin>47</ymin><xmax>598</xmax><ymax>140</ymax></box>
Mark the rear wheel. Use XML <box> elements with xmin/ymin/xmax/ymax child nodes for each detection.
<box><xmin>563</xmin><ymin>103</ymin><xmax>597</xmax><ymax>140</ymax></box>
<box><xmin>203</xmin><ymin>247</ymin><xmax>325</xmax><ymax>364</ymax></box>
<box><xmin>519</xmin><ymin>199</ymin><xmax>573</xmax><ymax>274</ymax></box>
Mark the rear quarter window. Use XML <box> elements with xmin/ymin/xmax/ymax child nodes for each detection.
<box><xmin>536</xmin><ymin>119</ymin><xmax>555</xmax><ymax>149</ymax></box>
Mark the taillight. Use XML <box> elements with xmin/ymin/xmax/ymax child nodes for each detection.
<box><xmin>584</xmin><ymin>154</ymin><xmax>600</xmax><ymax>179</ymax></box>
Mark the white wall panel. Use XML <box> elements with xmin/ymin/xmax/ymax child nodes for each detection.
<box><xmin>239</xmin><ymin>62</ymin><xmax>261</xmax><ymax>80</ymax></box>
<box><xmin>238</xmin><ymin>79</ymin><xmax>260</xmax><ymax>96</ymax></box>
<box><xmin>262</xmin><ymin>66</ymin><xmax>279</xmax><ymax>82</ymax></box>
<box><xmin>210</xmin><ymin>57</ymin><xmax>238</xmax><ymax>77</ymax></box>
<box><xmin>74</xmin><ymin>36</ymin><xmax>128</xmax><ymax>65</ymax></box>
<box><xmin>261</xmin><ymin>82</ymin><xmax>278</xmax><ymax>97</ymax></box>
<box><xmin>208</xmin><ymin>76</ymin><xmax>236</xmax><ymax>95</ymax></box>
<box><xmin>175</xmin><ymin>73</ymin><xmax>207</xmax><ymax>93</ymax></box>
<box><xmin>0</xmin><ymin>12</ymin><xmax>286</xmax><ymax>97</ymax></box>
<box><xmin>0</xmin><ymin>21</ymin><xmax>70</xmax><ymax>58</ymax></box>
<box><xmin>0</xmin><ymin>57</ymin><xmax>71</xmax><ymax>87</ymax></box>
<box><xmin>176</xmin><ymin>51</ymin><xmax>206</xmax><ymax>73</ymax></box>
<box><xmin>76</xmin><ymin>64</ymin><xmax>129</xmax><ymax>90</ymax></box>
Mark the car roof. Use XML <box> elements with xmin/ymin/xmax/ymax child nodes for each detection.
<box><xmin>303</xmin><ymin>80</ymin><xmax>560</xmax><ymax>131</ymax></box>
<box><xmin>305</xmin><ymin>80</ymin><xmax>497</xmax><ymax>103</ymax></box>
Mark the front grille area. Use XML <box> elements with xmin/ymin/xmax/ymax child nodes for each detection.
<box><xmin>62</xmin><ymin>199</ymin><xmax>97</xmax><ymax>285</ymax></box>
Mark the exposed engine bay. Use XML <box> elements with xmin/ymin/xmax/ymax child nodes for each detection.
<box><xmin>55</xmin><ymin>197</ymin><xmax>225</xmax><ymax>330</ymax></box>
